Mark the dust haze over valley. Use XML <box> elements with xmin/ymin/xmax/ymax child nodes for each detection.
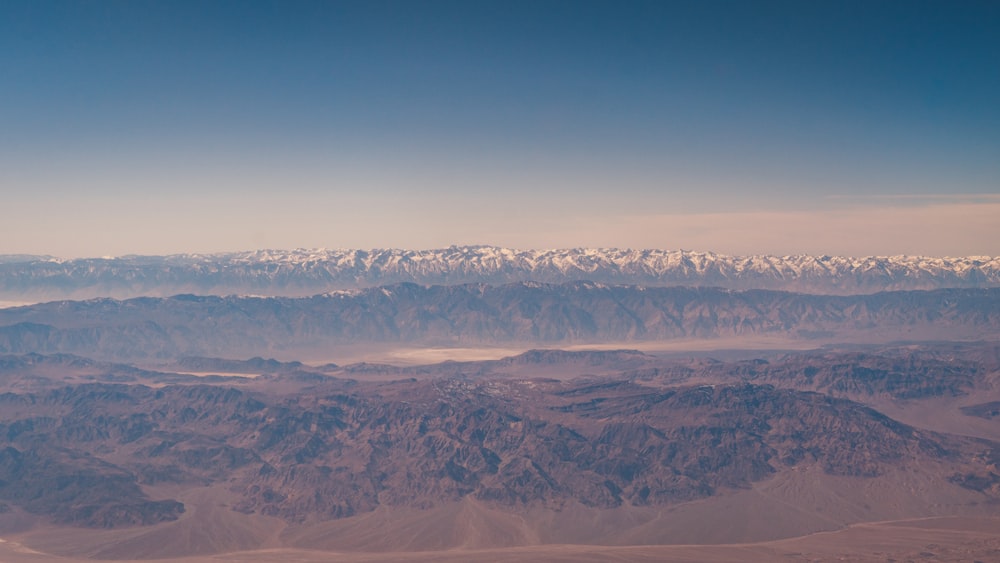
<box><xmin>1</xmin><ymin>253</ymin><xmax>999</xmax><ymax>562</ymax></box>
<box><xmin>1</xmin><ymin>250</ymin><xmax>1000</xmax><ymax>562</ymax></box>
<box><xmin>5</xmin><ymin>1</ymin><xmax>1000</xmax><ymax>561</ymax></box>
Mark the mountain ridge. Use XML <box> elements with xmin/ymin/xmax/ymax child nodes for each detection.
<box><xmin>0</xmin><ymin>283</ymin><xmax>996</xmax><ymax>360</ymax></box>
<box><xmin>3</xmin><ymin>246</ymin><xmax>998</xmax><ymax>301</ymax></box>
<box><xmin>2</xmin><ymin>342</ymin><xmax>1000</xmax><ymax>558</ymax></box>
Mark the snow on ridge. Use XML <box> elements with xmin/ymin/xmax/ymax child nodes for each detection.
<box><xmin>167</xmin><ymin>246</ymin><xmax>999</xmax><ymax>281</ymax></box>
<box><xmin>3</xmin><ymin>246</ymin><xmax>999</xmax><ymax>299</ymax></box>
<box><xmin>53</xmin><ymin>246</ymin><xmax>998</xmax><ymax>272</ymax></box>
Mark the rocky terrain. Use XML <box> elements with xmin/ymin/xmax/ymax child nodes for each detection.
<box><xmin>2</xmin><ymin>249</ymin><xmax>1000</xmax><ymax>560</ymax></box>
<box><xmin>0</xmin><ymin>343</ymin><xmax>999</xmax><ymax>560</ymax></box>
<box><xmin>0</xmin><ymin>283</ymin><xmax>996</xmax><ymax>360</ymax></box>
<box><xmin>2</xmin><ymin>246</ymin><xmax>998</xmax><ymax>301</ymax></box>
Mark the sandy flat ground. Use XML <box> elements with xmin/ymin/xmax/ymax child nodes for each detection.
<box><xmin>170</xmin><ymin>371</ymin><xmax>261</xmax><ymax>379</ymax></box>
<box><xmin>4</xmin><ymin>469</ymin><xmax>999</xmax><ymax>563</ymax></box>
<box><xmin>298</xmin><ymin>336</ymin><xmax>825</xmax><ymax>367</ymax></box>
<box><xmin>2</xmin><ymin>517</ymin><xmax>999</xmax><ymax>562</ymax></box>
<box><xmin>363</xmin><ymin>346</ymin><xmax>533</xmax><ymax>365</ymax></box>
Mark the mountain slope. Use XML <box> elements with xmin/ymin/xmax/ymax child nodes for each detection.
<box><xmin>2</xmin><ymin>344</ymin><xmax>999</xmax><ymax>558</ymax></box>
<box><xmin>1</xmin><ymin>376</ymin><xmax>997</xmax><ymax>541</ymax></box>
<box><xmin>0</xmin><ymin>284</ymin><xmax>996</xmax><ymax>360</ymax></box>
<box><xmin>2</xmin><ymin>246</ymin><xmax>998</xmax><ymax>301</ymax></box>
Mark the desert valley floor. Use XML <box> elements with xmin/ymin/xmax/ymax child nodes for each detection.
<box><xmin>1</xmin><ymin>340</ymin><xmax>1000</xmax><ymax>562</ymax></box>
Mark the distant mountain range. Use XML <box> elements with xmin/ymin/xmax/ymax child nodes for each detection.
<box><xmin>1</xmin><ymin>283</ymin><xmax>996</xmax><ymax>360</ymax></box>
<box><xmin>2</xmin><ymin>246</ymin><xmax>998</xmax><ymax>301</ymax></box>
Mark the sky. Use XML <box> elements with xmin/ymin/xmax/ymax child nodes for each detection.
<box><xmin>1</xmin><ymin>0</ymin><xmax>998</xmax><ymax>258</ymax></box>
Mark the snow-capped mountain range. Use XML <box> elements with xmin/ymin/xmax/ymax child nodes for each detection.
<box><xmin>1</xmin><ymin>246</ymin><xmax>998</xmax><ymax>301</ymax></box>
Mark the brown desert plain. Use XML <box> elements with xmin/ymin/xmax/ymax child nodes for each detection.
<box><xmin>0</xmin><ymin>338</ymin><xmax>999</xmax><ymax>562</ymax></box>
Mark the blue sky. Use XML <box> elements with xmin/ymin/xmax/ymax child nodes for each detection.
<box><xmin>2</xmin><ymin>0</ymin><xmax>998</xmax><ymax>257</ymax></box>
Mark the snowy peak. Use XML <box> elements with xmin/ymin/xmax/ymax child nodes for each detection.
<box><xmin>1</xmin><ymin>246</ymin><xmax>998</xmax><ymax>301</ymax></box>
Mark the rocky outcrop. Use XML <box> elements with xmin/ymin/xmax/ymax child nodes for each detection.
<box><xmin>0</xmin><ymin>370</ymin><xmax>995</xmax><ymax>528</ymax></box>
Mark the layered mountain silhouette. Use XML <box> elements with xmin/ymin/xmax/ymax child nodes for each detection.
<box><xmin>2</xmin><ymin>248</ymin><xmax>1000</xmax><ymax>560</ymax></box>
<box><xmin>0</xmin><ymin>283</ymin><xmax>997</xmax><ymax>360</ymax></box>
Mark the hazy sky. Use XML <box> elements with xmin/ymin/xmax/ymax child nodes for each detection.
<box><xmin>2</xmin><ymin>1</ymin><xmax>998</xmax><ymax>258</ymax></box>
